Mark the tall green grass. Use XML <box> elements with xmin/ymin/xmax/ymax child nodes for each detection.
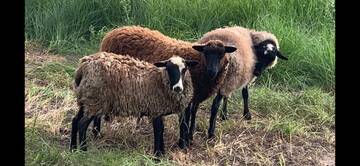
<box><xmin>25</xmin><ymin>0</ymin><xmax>335</xmax><ymax>90</ymax></box>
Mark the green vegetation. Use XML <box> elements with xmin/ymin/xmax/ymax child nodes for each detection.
<box><xmin>25</xmin><ymin>0</ymin><xmax>335</xmax><ymax>165</ymax></box>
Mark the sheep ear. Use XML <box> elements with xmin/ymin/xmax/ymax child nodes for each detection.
<box><xmin>154</xmin><ymin>61</ymin><xmax>167</xmax><ymax>67</ymax></box>
<box><xmin>192</xmin><ymin>45</ymin><xmax>204</xmax><ymax>52</ymax></box>
<box><xmin>185</xmin><ymin>60</ymin><xmax>199</xmax><ymax>68</ymax></box>
<box><xmin>225</xmin><ymin>46</ymin><xmax>237</xmax><ymax>53</ymax></box>
<box><xmin>276</xmin><ymin>51</ymin><xmax>288</xmax><ymax>60</ymax></box>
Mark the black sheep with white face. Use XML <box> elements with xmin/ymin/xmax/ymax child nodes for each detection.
<box><xmin>154</xmin><ymin>56</ymin><xmax>198</xmax><ymax>93</ymax></box>
<box><xmin>253</xmin><ymin>39</ymin><xmax>288</xmax><ymax>77</ymax></box>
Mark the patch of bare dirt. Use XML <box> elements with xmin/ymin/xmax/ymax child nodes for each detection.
<box><xmin>318</xmin><ymin>152</ymin><xmax>335</xmax><ymax>166</ymax></box>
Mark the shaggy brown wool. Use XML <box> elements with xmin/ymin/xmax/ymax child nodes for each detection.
<box><xmin>74</xmin><ymin>52</ymin><xmax>193</xmax><ymax>118</ymax></box>
<box><xmin>198</xmin><ymin>26</ymin><xmax>256</xmax><ymax>97</ymax></box>
<box><xmin>100</xmin><ymin>26</ymin><xmax>229</xmax><ymax>103</ymax></box>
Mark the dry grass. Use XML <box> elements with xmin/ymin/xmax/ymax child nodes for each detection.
<box><xmin>25</xmin><ymin>43</ymin><xmax>335</xmax><ymax>165</ymax></box>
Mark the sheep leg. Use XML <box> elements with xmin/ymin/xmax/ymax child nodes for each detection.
<box><xmin>178</xmin><ymin>102</ymin><xmax>192</xmax><ymax>149</ymax></box>
<box><xmin>208</xmin><ymin>93</ymin><xmax>223</xmax><ymax>139</ymax></box>
<box><xmin>92</xmin><ymin>115</ymin><xmax>101</xmax><ymax>138</ymax></box>
<box><xmin>152</xmin><ymin>116</ymin><xmax>165</xmax><ymax>157</ymax></box>
<box><xmin>220</xmin><ymin>97</ymin><xmax>229</xmax><ymax>120</ymax></box>
<box><xmin>242</xmin><ymin>86</ymin><xmax>251</xmax><ymax>120</ymax></box>
<box><xmin>78</xmin><ymin>115</ymin><xmax>94</xmax><ymax>151</ymax></box>
<box><xmin>188</xmin><ymin>102</ymin><xmax>199</xmax><ymax>142</ymax></box>
<box><xmin>70</xmin><ymin>106</ymin><xmax>84</xmax><ymax>151</ymax></box>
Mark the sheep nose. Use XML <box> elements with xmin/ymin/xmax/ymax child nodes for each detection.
<box><xmin>173</xmin><ymin>86</ymin><xmax>183</xmax><ymax>93</ymax></box>
<box><xmin>207</xmin><ymin>69</ymin><xmax>217</xmax><ymax>80</ymax></box>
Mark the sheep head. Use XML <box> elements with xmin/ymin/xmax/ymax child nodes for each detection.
<box><xmin>154</xmin><ymin>56</ymin><xmax>198</xmax><ymax>93</ymax></box>
<box><xmin>192</xmin><ymin>40</ymin><xmax>236</xmax><ymax>80</ymax></box>
<box><xmin>253</xmin><ymin>39</ymin><xmax>288</xmax><ymax>77</ymax></box>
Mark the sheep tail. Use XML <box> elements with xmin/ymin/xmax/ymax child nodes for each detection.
<box><xmin>74</xmin><ymin>65</ymin><xmax>84</xmax><ymax>89</ymax></box>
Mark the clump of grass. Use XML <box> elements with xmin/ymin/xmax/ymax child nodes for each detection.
<box><xmin>28</xmin><ymin>62</ymin><xmax>75</xmax><ymax>88</ymax></box>
<box><xmin>224</xmin><ymin>86</ymin><xmax>335</xmax><ymax>135</ymax></box>
<box><xmin>25</xmin><ymin>127</ymin><xmax>174</xmax><ymax>166</ymax></box>
<box><xmin>25</xmin><ymin>0</ymin><xmax>134</xmax><ymax>54</ymax></box>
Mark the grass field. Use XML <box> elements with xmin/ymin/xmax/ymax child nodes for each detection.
<box><xmin>25</xmin><ymin>0</ymin><xmax>335</xmax><ymax>165</ymax></box>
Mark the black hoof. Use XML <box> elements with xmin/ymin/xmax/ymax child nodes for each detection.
<box><xmin>70</xmin><ymin>146</ymin><xmax>77</xmax><ymax>152</ymax></box>
<box><xmin>79</xmin><ymin>146</ymin><xmax>88</xmax><ymax>151</ymax></box>
<box><xmin>221</xmin><ymin>115</ymin><xmax>228</xmax><ymax>121</ymax></box>
<box><xmin>154</xmin><ymin>150</ymin><xmax>165</xmax><ymax>158</ymax></box>
<box><xmin>152</xmin><ymin>156</ymin><xmax>162</xmax><ymax>163</ymax></box>
<box><xmin>178</xmin><ymin>139</ymin><xmax>188</xmax><ymax>149</ymax></box>
<box><xmin>189</xmin><ymin>136</ymin><xmax>195</xmax><ymax>146</ymax></box>
<box><xmin>244</xmin><ymin>113</ymin><xmax>252</xmax><ymax>120</ymax></box>
<box><xmin>92</xmin><ymin>133</ymin><xmax>102</xmax><ymax>140</ymax></box>
<box><xmin>188</xmin><ymin>134</ymin><xmax>193</xmax><ymax>142</ymax></box>
<box><xmin>208</xmin><ymin>133</ymin><xmax>215</xmax><ymax>140</ymax></box>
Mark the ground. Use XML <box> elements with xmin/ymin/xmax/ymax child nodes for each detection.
<box><xmin>25</xmin><ymin>42</ymin><xmax>335</xmax><ymax>166</ymax></box>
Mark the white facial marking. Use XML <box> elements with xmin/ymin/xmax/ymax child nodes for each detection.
<box><xmin>169</xmin><ymin>56</ymin><xmax>186</xmax><ymax>92</ymax></box>
<box><xmin>266</xmin><ymin>44</ymin><xmax>274</xmax><ymax>51</ymax></box>
<box><xmin>264</xmin><ymin>44</ymin><xmax>275</xmax><ymax>55</ymax></box>
<box><xmin>169</xmin><ymin>56</ymin><xmax>185</xmax><ymax>69</ymax></box>
<box><xmin>173</xmin><ymin>77</ymin><xmax>183</xmax><ymax>91</ymax></box>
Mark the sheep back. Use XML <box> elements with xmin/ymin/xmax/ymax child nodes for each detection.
<box><xmin>100</xmin><ymin>26</ymin><xmax>202</xmax><ymax>63</ymax></box>
<box><xmin>100</xmin><ymin>26</ymin><xmax>229</xmax><ymax>103</ymax></box>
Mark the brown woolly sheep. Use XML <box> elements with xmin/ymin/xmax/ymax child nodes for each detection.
<box><xmin>70</xmin><ymin>52</ymin><xmax>198</xmax><ymax>157</ymax></box>
<box><xmin>99</xmin><ymin>26</ymin><xmax>237</xmax><ymax>149</ymax></box>
<box><xmin>196</xmin><ymin>26</ymin><xmax>288</xmax><ymax>139</ymax></box>
<box><xmin>218</xmin><ymin>28</ymin><xmax>289</xmax><ymax>121</ymax></box>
